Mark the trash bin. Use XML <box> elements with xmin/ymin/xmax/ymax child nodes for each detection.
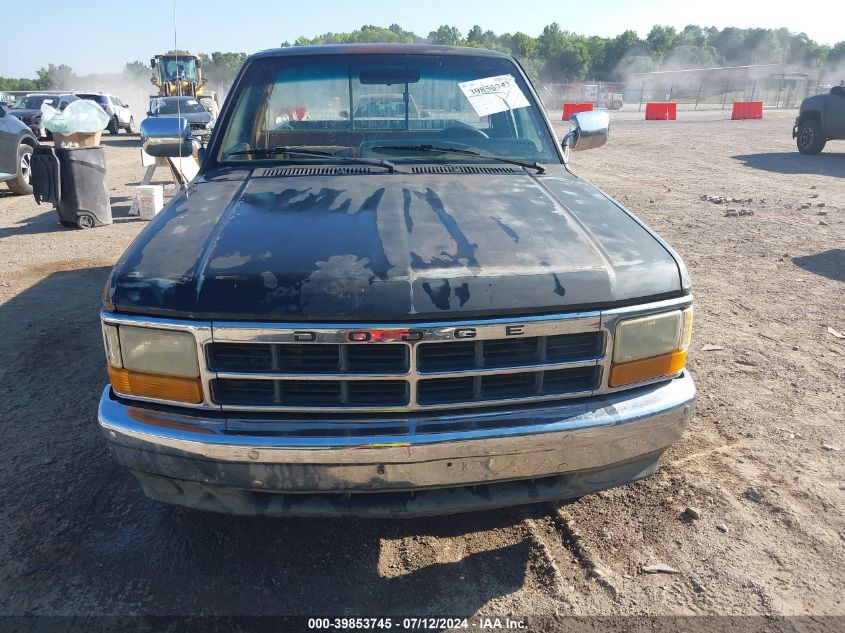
<box><xmin>55</xmin><ymin>147</ymin><xmax>112</xmax><ymax>228</ymax></box>
<box><xmin>31</xmin><ymin>145</ymin><xmax>112</xmax><ymax>229</ymax></box>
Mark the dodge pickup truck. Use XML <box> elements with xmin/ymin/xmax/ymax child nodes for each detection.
<box><xmin>100</xmin><ymin>44</ymin><xmax>696</xmax><ymax>517</ymax></box>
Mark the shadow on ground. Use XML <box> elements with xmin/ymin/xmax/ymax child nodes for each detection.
<box><xmin>731</xmin><ymin>151</ymin><xmax>845</xmax><ymax>176</ymax></box>
<box><xmin>793</xmin><ymin>249</ymin><xmax>845</xmax><ymax>283</ymax></box>
<box><xmin>0</xmin><ymin>265</ymin><xmax>535</xmax><ymax>617</ymax></box>
<box><xmin>0</xmin><ymin>202</ymin><xmax>142</xmax><ymax>238</ymax></box>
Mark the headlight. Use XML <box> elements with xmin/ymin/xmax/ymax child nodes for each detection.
<box><xmin>102</xmin><ymin>323</ymin><xmax>202</xmax><ymax>403</ymax></box>
<box><xmin>609</xmin><ymin>307</ymin><xmax>692</xmax><ymax>387</ymax></box>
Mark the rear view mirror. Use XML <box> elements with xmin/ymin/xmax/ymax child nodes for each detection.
<box><xmin>359</xmin><ymin>68</ymin><xmax>420</xmax><ymax>85</ymax></box>
<box><xmin>562</xmin><ymin>110</ymin><xmax>610</xmax><ymax>159</ymax></box>
<box><xmin>140</xmin><ymin>116</ymin><xmax>194</xmax><ymax>158</ymax></box>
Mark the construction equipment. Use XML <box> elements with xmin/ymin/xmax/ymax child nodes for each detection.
<box><xmin>150</xmin><ymin>52</ymin><xmax>219</xmax><ymax>118</ymax></box>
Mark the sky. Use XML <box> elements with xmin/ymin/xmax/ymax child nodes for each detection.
<box><xmin>1</xmin><ymin>0</ymin><xmax>842</xmax><ymax>77</ymax></box>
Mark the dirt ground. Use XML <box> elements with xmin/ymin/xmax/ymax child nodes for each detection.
<box><xmin>0</xmin><ymin>111</ymin><xmax>843</xmax><ymax>627</ymax></box>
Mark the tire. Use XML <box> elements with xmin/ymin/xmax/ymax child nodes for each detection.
<box><xmin>124</xmin><ymin>117</ymin><xmax>135</xmax><ymax>134</ymax></box>
<box><xmin>6</xmin><ymin>144</ymin><xmax>33</xmax><ymax>195</ymax></box>
<box><xmin>796</xmin><ymin>118</ymin><xmax>826</xmax><ymax>155</ymax></box>
<box><xmin>77</xmin><ymin>213</ymin><xmax>95</xmax><ymax>229</ymax></box>
<box><xmin>108</xmin><ymin>116</ymin><xmax>120</xmax><ymax>135</ymax></box>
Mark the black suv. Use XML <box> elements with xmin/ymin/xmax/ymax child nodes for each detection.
<box><xmin>794</xmin><ymin>82</ymin><xmax>845</xmax><ymax>154</ymax></box>
<box><xmin>6</xmin><ymin>93</ymin><xmax>79</xmax><ymax>139</ymax></box>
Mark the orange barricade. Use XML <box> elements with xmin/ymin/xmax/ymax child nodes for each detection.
<box><xmin>562</xmin><ymin>102</ymin><xmax>594</xmax><ymax>120</ymax></box>
<box><xmin>731</xmin><ymin>101</ymin><xmax>763</xmax><ymax>120</ymax></box>
<box><xmin>645</xmin><ymin>102</ymin><xmax>677</xmax><ymax>120</ymax></box>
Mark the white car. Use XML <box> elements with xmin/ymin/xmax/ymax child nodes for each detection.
<box><xmin>76</xmin><ymin>92</ymin><xmax>136</xmax><ymax>134</ymax></box>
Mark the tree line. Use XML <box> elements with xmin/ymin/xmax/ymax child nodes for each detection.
<box><xmin>291</xmin><ymin>23</ymin><xmax>844</xmax><ymax>84</ymax></box>
<box><xmin>2</xmin><ymin>24</ymin><xmax>843</xmax><ymax>92</ymax></box>
<box><xmin>0</xmin><ymin>52</ymin><xmax>248</xmax><ymax>94</ymax></box>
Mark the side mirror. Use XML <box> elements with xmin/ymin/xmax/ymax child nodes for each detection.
<box><xmin>140</xmin><ymin>116</ymin><xmax>194</xmax><ymax>157</ymax></box>
<box><xmin>562</xmin><ymin>110</ymin><xmax>610</xmax><ymax>160</ymax></box>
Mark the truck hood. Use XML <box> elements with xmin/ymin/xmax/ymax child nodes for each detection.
<box><xmin>107</xmin><ymin>167</ymin><xmax>686</xmax><ymax>321</ymax></box>
<box><xmin>799</xmin><ymin>94</ymin><xmax>827</xmax><ymax>113</ymax></box>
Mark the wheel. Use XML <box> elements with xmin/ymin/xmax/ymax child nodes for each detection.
<box><xmin>108</xmin><ymin>116</ymin><xmax>120</xmax><ymax>135</ymax></box>
<box><xmin>612</xmin><ymin>101</ymin><xmax>623</xmax><ymax>110</ymax></box>
<box><xmin>796</xmin><ymin>118</ymin><xmax>826</xmax><ymax>155</ymax></box>
<box><xmin>6</xmin><ymin>144</ymin><xmax>33</xmax><ymax>195</ymax></box>
<box><xmin>125</xmin><ymin>117</ymin><xmax>135</xmax><ymax>134</ymax></box>
<box><xmin>77</xmin><ymin>213</ymin><xmax>95</xmax><ymax>229</ymax></box>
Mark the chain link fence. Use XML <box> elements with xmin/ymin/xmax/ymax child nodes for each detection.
<box><xmin>538</xmin><ymin>78</ymin><xmax>831</xmax><ymax>113</ymax></box>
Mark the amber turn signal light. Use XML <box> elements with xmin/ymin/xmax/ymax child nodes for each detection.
<box><xmin>108</xmin><ymin>366</ymin><xmax>203</xmax><ymax>404</ymax></box>
<box><xmin>608</xmin><ymin>349</ymin><xmax>687</xmax><ymax>388</ymax></box>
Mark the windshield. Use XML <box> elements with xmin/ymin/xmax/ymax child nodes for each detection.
<box><xmin>78</xmin><ymin>94</ymin><xmax>109</xmax><ymax>104</ymax></box>
<box><xmin>150</xmin><ymin>98</ymin><xmax>207</xmax><ymax>115</ymax></box>
<box><xmin>161</xmin><ymin>58</ymin><xmax>199</xmax><ymax>83</ymax></box>
<box><xmin>217</xmin><ymin>54</ymin><xmax>560</xmax><ymax>166</ymax></box>
<box><xmin>13</xmin><ymin>96</ymin><xmax>54</xmax><ymax>110</ymax></box>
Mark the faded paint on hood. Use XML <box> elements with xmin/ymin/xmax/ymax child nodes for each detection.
<box><xmin>107</xmin><ymin>167</ymin><xmax>685</xmax><ymax>321</ymax></box>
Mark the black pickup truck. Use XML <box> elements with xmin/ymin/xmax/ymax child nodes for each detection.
<box><xmin>98</xmin><ymin>44</ymin><xmax>696</xmax><ymax>517</ymax></box>
<box><xmin>794</xmin><ymin>82</ymin><xmax>845</xmax><ymax>154</ymax></box>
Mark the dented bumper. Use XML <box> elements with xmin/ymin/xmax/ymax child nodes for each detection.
<box><xmin>98</xmin><ymin>373</ymin><xmax>695</xmax><ymax>517</ymax></box>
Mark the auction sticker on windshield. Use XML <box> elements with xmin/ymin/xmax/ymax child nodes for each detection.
<box><xmin>458</xmin><ymin>74</ymin><xmax>530</xmax><ymax>117</ymax></box>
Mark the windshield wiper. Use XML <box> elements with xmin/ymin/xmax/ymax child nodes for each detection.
<box><xmin>370</xmin><ymin>144</ymin><xmax>545</xmax><ymax>174</ymax></box>
<box><xmin>224</xmin><ymin>146</ymin><xmax>396</xmax><ymax>173</ymax></box>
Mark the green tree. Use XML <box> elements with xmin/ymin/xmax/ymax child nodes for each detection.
<box><xmin>202</xmin><ymin>52</ymin><xmax>248</xmax><ymax>89</ymax></box>
<box><xmin>675</xmin><ymin>25</ymin><xmax>707</xmax><ymax>48</ymax></box>
<box><xmin>646</xmin><ymin>25</ymin><xmax>677</xmax><ymax>61</ymax></box>
<box><xmin>509</xmin><ymin>32</ymin><xmax>539</xmax><ymax>58</ymax></box>
<box><xmin>123</xmin><ymin>61</ymin><xmax>149</xmax><ymax>81</ymax></box>
<box><xmin>36</xmin><ymin>64</ymin><xmax>77</xmax><ymax>90</ymax></box>
<box><xmin>598</xmin><ymin>30</ymin><xmax>642</xmax><ymax>78</ymax></box>
<box><xmin>427</xmin><ymin>25</ymin><xmax>463</xmax><ymax>46</ymax></box>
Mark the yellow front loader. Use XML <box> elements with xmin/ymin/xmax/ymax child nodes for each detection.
<box><xmin>150</xmin><ymin>53</ymin><xmax>219</xmax><ymax>118</ymax></box>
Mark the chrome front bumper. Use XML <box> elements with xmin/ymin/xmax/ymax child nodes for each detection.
<box><xmin>98</xmin><ymin>373</ymin><xmax>695</xmax><ymax>516</ymax></box>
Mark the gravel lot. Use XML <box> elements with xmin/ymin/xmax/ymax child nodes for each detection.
<box><xmin>0</xmin><ymin>111</ymin><xmax>843</xmax><ymax>625</ymax></box>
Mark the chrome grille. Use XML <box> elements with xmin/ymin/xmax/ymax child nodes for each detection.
<box><xmin>416</xmin><ymin>366</ymin><xmax>598</xmax><ymax>405</ymax></box>
<box><xmin>208</xmin><ymin>342</ymin><xmax>409</xmax><ymax>374</ymax></box>
<box><xmin>101</xmin><ymin>295</ymin><xmax>694</xmax><ymax>416</ymax></box>
<box><xmin>212</xmin><ymin>378</ymin><xmax>409</xmax><ymax>407</ymax></box>
<box><xmin>205</xmin><ymin>316</ymin><xmax>606</xmax><ymax>412</ymax></box>
<box><xmin>416</xmin><ymin>332</ymin><xmax>602</xmax><ymax>372</ymax></box>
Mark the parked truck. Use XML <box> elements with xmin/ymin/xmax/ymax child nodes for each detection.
<box><xmin>101</xmin><ymin>44</ymin><xmax>696</xmax><ymax>517</ymax></box>
<box><xmin>793</xmin><ymin>81</ymin><xmax>845</xmax><ymax>154</ymax></box>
